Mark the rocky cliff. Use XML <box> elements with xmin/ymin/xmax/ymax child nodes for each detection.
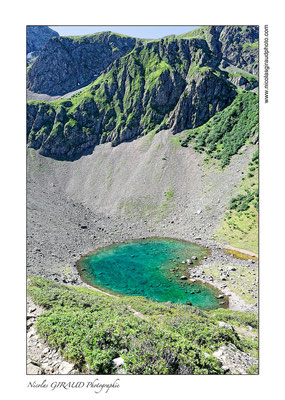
<box><xmin>27</xmin><ymin>32</ymin><xmax>139</xmax><ymax>95</ymax></box>
<box><xmin>27</xmin><ymin>26</ymin><xmax>258</xmax><ymax>161</ymax></box>
<box><xmin>27</xmin><ymin>26</ymin><xmax>59</xmax><ymax>54</ymax></box>
<box><xmin>179</xmin><ymin>26</ymin><xmax>259</xmax><ymax>76</ymax></box>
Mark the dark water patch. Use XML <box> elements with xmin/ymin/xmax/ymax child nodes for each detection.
<box><xmin>77</xmin><ymin>238</ymin><xmax>226</xmax><ymax>310</ymax></box>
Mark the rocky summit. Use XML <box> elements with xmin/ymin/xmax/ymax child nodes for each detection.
<box><xmin>27</xmin><ymin>32</ymin><xmax>139</xmax><ymax>95</ymax></box>
<box><xmin>27</xmin><ymin>26</ymin><xmax>59</xmax><ymax>54</ymax></box>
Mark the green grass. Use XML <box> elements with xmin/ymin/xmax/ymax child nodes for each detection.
<box><xmin>242</xmin><ymin>41</ymin><xmax>259</xmax><ymax>51</ymax></box>
<box><xmin>203</xmin><ymin>264</ymin><xmax>258</xmax><ymax>305</ymax></box>
<box><xmin>180</xmin><ymin>91</ymin><xmax>258</xmax><ymax>167</ymax></box>
<box><xmin>28</xmin><ymin>276</ymin><xmax>258</xmax><ymax>374</ymax></box>
<box><xmin>164</xmin><ymin>187</ymin><xmax>174</xmax><ymax>200</ymax></box>
<box><xmin>215</xmin><ymin>150</ymin><xmax>258</xmax><ymax>253</ymax></box>
<box><xmin>228</xmin><ymin>72</ymin><xmax>258</xmax><ymax>84</ymax></box>
<box><xmin>177</xmin><ymin>26</ymin><xmax>211</xmax><ymax>41</ymax></box>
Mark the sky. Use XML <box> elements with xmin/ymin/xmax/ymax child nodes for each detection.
<box><xmin>49</xmin><ymin>26</ymin><xmax>200</xmax><ymax>39</ymax></box>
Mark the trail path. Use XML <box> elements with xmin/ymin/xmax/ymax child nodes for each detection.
<box><xmin>223</xmin><ymin>245</ymin><xmax>258</xmax><ymax>258</ymax></box>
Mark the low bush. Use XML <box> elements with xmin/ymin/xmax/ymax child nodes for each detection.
<box><xmin>28</xmin><ymin>276</ymin><xmax>258</xmax><ymax>374</ymax></box>
<box><xmin>180</xmin><ymin>92</ymin><xmax>258</xmax><ymax>167</ymax></box>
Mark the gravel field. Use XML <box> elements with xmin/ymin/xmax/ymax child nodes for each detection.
<box><xmin>27</xmin><ymin>130</ymin><xmax>258</xmax><ymax>313</ymax></box>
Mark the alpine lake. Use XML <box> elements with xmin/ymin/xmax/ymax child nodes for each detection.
<box><xmin>77</xmin><ymin>238</ymin><xmax>227</xmax><ymax>310</ymax></box>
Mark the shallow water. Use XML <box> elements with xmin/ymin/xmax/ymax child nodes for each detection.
<box><xmin>77</xmin><ymin>238</ymin><xmax>224</xmax><ymax>310</ymax></box>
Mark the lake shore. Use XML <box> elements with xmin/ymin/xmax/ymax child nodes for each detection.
<box><xmin>27</xmin><ymin>171</ymin><xmax>258</xmax><ymax>313</ymax></box>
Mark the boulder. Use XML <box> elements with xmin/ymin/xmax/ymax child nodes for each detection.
<box><xmin>213</xmin><ymin>343</ymin><xmax>258</xmax><ymax>374</ymax></box>
<box><xmin>218</xmin><ymin>321</ymin><xmax>234</xmax><ymax>331</ymax></box>
<box><xmin>112</xmin><ymin>357</ymin><xmax>124</xmax><ymax>368</ymax></box>
<box><xmin>27</xmin><ymin>362</ymin><xmax>42</xmax><ymax>374</ymax></box>
<box><xmin>58</xmin><ymin>361</ymin><xmax>74</xmax><ymax>374</ymax></box>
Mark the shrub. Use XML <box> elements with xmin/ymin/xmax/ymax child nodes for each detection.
<box><xmin>180</xmin><ymin>92</ymin><xmax>258</xmax><ymax>167</ymax></box>
<box><xmin>27</xmin><ymin>276</ymin><xmax>258</xmax><ymax>374</ymax></box>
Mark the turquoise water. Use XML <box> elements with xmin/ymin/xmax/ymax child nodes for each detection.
<box><xmin>77</xmin><ymin>238</ymin><xmax>224</xmax><ymax>310</ymax></box>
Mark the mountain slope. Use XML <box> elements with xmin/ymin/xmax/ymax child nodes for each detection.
<box><xmin>178</xmin><ymin>25</ymin><xmax>259</xmax><ymax>75</ymax></box>
<box><xmin>27</xmin><ymin>37</ymin><xmax>237</xmax><ymax>160</ymax></box>
<box><xmin>26</xmin><ymin>26</ymin><xmax>258</xmax><ymax>161</ymax></box>
<box><xmin>27</xmin><ymin>32</ymin><xmax>139</xmax><ymax>95</ymax></box>
<box><xmin>27</xmin><ymin>26</ymin><xmax>59</xmax><ymax>54</ymax></box>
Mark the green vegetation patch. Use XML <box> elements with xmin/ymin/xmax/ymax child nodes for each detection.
<box><xmin>28</xmin><ymin>276</ymin><xmax>258</xmax><ymax>374</ymax></box>
<box><xmin>227</xmin><ymin>72</ymin><xmax>258</xmax><ymax>84</ymax></box>
<box><xmin>202</xmin><ymin>263</ymin><xmax>258</xmax><ymax>305</ymax></box>
<box><xmin>216</xmin><ymin>150</ymin><xmax>258</xmax><ymax>253</ymax></box>
<box><xmin>180</xmin><ymin>91</ymin><xmax>258</xmax><ymax>167</ymax></box>
<box><xmin>242</xmin><ymin>41</ymin><xmax>259</xmax><ymax>51</ymax></box>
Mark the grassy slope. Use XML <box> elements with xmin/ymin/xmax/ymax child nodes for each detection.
<box><xmin>179</xmin><ymin>91</ymin><xmax>258</xmax><ymax>167</ymax></box>
<box><xmin>215</xmin><ymin>151</ymin><xmax>258</xmax><ymax>253</ymax></box>
<box><xmin>27</xmin><ymin>38</ymin><xmax>188</xmax><ymax>145</ymax></box>
<box><xmin>28</xmin><ymin>34</ymin><xmax>235</xmax><ymax>154</ymax></box>
<box><xmin>178</xmin><ymin>91</ymin><xmax>258</xmax><ymax>253</ymax></box>
<box><xmin>28</xmin><ymin>276</ymin><xmax>258</xmax><ymax>374</ymax></box>
<box><xmin>203</xmin><ymin>263</ymin><xmax>258</xmax><ymax>305</ymax></box>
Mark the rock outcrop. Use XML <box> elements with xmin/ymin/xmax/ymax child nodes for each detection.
<box><xmin>179</xmin><ymin>25</ymin><xmax>259</xmax><ymax>76</ymax></box>
<box><xmin>27</xmin><ymin>37</ymin><xmax>236</xmax><ymax>160</ymax></box>
<box><xmin>27</xmin><ymin>32</ymin><xmax>138</xmax><ymax>95</ymax></box>
<box><xmin>26</xmin><ymin>26</ymin><xmax>258</xmax><ymax>161</ymax></box>
<box><xmin>27</xmin><ymin>26</ymin><xmax>59</xmax><ymax>54</ymax></box>
<box><xmin>213</xmin><ymin>343</ymin><xmax>258</xmax><ymax>374</ymax></box>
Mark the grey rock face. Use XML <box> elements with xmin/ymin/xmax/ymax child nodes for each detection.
<box><xmin>218</xmin><ymin>26</ymin><xmax>259</xmax><ymax>75</ymax></box>
<box><xmin>168</xmin><ymin>69</ymin><xmax>236</xmax><ymax>133</ymax></box>
<box><xmin>213</xmin><ymin>343</ymin><xmax>258</xmax><ymax>374</ymax></box>
<box><xmin>27</xmin><ymin>26</ymin><xmax>59</xmax><ymax>54</ymax></box>
<box><xmin>26</xmin><ymin>26</ymin><xmax>258</xmax><ymax>161</ymax></box>
<box><xmin>27</xmin><ymin>38</ymin><xmax>236</xmax><ymax>160</ymax></box>
<box><xmin>199</xmin><ymin>26</ymin><xmax>259</xmax><ymax>76</ymax></box>
<box><xmin>228</xmin><ymin>75</ymin><xmax>258</xmax><ymax>91</ymax></box>
<box><xmin>27</xmin><ymin>32</ymin><xmax>138</xmax><ymax>95</ymax></box>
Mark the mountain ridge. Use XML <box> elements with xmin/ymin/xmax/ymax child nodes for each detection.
<box><xmin>27</xmin><ymin>26</ymin><xmax>59</xmax><ymax>54</ymax></box>
<box><xmin>26</xmin><ymin>26</ymin><xmax>258</xmax><ymax>162</ymax></box>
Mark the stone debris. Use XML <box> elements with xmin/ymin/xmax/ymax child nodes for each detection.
<box><xmin>213</xmin><ymin>343</ymin><xmax>258</xmax><ymax>374</ymax></box>
<box><xmin>27</xmin><ymin>297</ymin><xmax>78</xmax><ymax>375</ymax></box>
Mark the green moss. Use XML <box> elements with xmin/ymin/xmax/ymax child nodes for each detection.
<box><xmin>242</xmin><ymin>41</ymin><xmax>259</xmax><ymax>51</ymax></box>
<box><xmin>168</xmin><ymin>135</ymin><xmax>181</xmax><ymax>149</ymax></box>
<box><xmin>65</xmin><ymin>118</ymin><xmax>77</xmax><ymax>128</ymax></box>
